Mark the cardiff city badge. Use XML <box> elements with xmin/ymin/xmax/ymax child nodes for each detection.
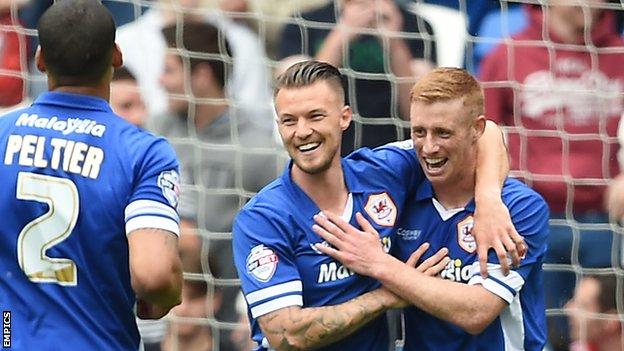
<box><xmin>246</xmin><ymin>244</ymin><xmax>279</xmax><ymax>282</ymax></box>
<box><xmin>364</xmin><ymin>192</ymin><xmax>397</xmax><ymax>227</ymax></box>
<box><xmin>457</xmin><ymin>216</ymin><xmax>476</xmax><ymax>253</ymax></box>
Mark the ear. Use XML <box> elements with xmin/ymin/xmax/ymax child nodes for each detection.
<box><xmin>112</xmin><ymin>44</ymin><xmax>123</xmax><ymax>69</ymax></box>
<box><xmin>35</xmin><ymin>46</ymin><xmax>46</xmax><ymax>73</ymax></box>
<box><xmin>340</xmin><ymin>105</ymin><xmax>352</xmax><ymax>131</ymax></box>
<box><xmin>473</xmin><ymin>115</ymin><xmax>487</xmax><ymax>141</ymax></box>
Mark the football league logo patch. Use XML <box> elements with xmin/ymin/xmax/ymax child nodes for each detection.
<box><xmin>364</xmin><ymin>193</ymin><xmax>397</xmax><ymax>227</ymax></box>
<box><xmin>457</xmin><ymin>216</ymin><xmax>476</xmax><ymax>253</ymax></box>
<box><xmin>157</xmin><ymin>170</ymin><xmax>180</xmax><ymax>208</ymax></box>
<box><xmin>246</xmin><ymin>244</ymin><xmax>279</xmax><ymax>282</ymax></box>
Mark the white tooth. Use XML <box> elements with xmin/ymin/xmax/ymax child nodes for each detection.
<box><xmin>298</xmin><ymin>143</ymin><xmax>319</xmax><ymax>151</ymax></box>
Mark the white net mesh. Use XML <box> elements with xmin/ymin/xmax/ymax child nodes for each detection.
<box><xmin>2</xmin><ymin>0</ymin><xmax>623</xmax><ymax>350</ymax></box>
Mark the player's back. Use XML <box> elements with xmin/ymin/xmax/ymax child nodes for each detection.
<box><xmin>0</xmin><ymin>92</ymin><xmax>179</xmax><ymax>350</ymax></box>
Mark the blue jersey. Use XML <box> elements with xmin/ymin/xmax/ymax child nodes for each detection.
<box><xmin>0</xmin><ymin>92</ymin><xmax>180</xmax><ymax>350</ymax></box>
<box><xmin>233</xmin><ymin>142</ymin><xmax>424</xmax><ymax>351</ymax></box>
<box><xmin>394</xmin><ymin>178</ymin><xmax>549</xmax><ymax>351</ymax></box>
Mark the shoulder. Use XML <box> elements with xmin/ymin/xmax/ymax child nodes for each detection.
<box><xmin>236</xmin><ymin>179</ymin><xmax>290</xmax><ymax>225</ymax></box>
<box><xmin>345</xmin><ymin>140</ymin><xmax>416</xmax><ymax>171</ymax></box>
<box><xmin>502</xmin><ymin>178</ymin><xmax>549</xmax><ymax>219</ymax></box>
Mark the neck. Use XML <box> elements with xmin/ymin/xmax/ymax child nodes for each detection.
<box><xmin>161</xmin><ymin>328</ymin><xmax>212</xmax><ymax>351</ymax></box>
<box><xmin>432</xmin><ymin>166</ymin><xmax>476</xmax><ymax>210</ymax></box>
<box><xmin>291</xmin><ymin>157</ymin><xmax>348</xmax><ymax>215</ymax></box>
<box><xmin>50</xmin><ymin>85</ymin><xmax>110</xmax><ymax>102</ymax></box>
<box><xmin>548</xmin><ymin>12</ymin><xmax>584</xmax><ymax>44</ymax></box>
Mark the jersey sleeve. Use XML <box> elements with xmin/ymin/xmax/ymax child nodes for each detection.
<box><xmin>233</xmin><ymin>206</ymin><xmax>303</xmax><ymax>319</ymax></box>
<box><xmin>124</xmin><ymin>137</ymin><xmax>181</xmax><ymax>236</ymax></box>
<box><xmin>373</xmin><ymin>140</ymin><xmax>425</xmax><ymax>194</ymax></box>
<box><xmin>468</xmin><ymin>188</ymin><xmax>549</xmax><ymax>304</ymax></box>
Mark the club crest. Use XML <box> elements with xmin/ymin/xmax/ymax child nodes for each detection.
<box><xmin>457</xmin><ymin>216</ymin><xmax>476</xmax><ymax>253</ymax></box>
<box><xmin>364</xmin><ymin>192</ymin><xmax>397</xmax><ymax>227</ymax></box>
<box><xmin>246</xmin><ymin>244</ymin><xmax>279</xmax><ymax>282</ymax></box>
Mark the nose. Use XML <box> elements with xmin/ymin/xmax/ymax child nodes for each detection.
<box><xmin>294</xmin><ymin>118</ymin><xmax>313</xmax><ymax>139</ymax></box>
<box><xmin>421</xmin><ymin>135</ymin><xmax>439</xmax><ymax>155</ymax></box>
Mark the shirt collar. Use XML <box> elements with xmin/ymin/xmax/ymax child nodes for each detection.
<box><xmin>413</xmin><ymin>177</ymin><xmax>476</xmax><ymax>212</ymax></box>
<box><xmin>279</xmin><ymin>158</ymin><xmax>365</xmax><ymax>220</ymax></box>
<box><xmin>34</xmin><ymin>92</ymin><xmax>112</xmax><ymax>113</ymax></box>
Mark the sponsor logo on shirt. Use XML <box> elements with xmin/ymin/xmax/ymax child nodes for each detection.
<box><xmin>457</xmin><ymin>216</ymin><xmax>476</xmax><ymax>253</ymax></box>
<box><xmin>15</xmin><ymin>113</ymin><xmax>106</xmax><ymax>137</ymax></box>
<box><xmin>246</xmin><ymin>244</ymin><xmax>279</xmax><ymax>282</ymax></box>
<box><xmin>364</xmin><ymin>192</ymin><xmax>397</xmax><ymax>227</ymax></box>
<box><xmin>317</xmin><ymin>262</ymin><xmax>355</xmax><ymax>283</ymax></box>
<box><xmin>397</xmin><ymin>227</ymin><xmax>422</xmax><ymax>240</ymax></box>
<box><xmin>440</xmin><ymin>258</ymin><xmax>472</xmax><ymax>283</ymax></box>
<box><xmin>158</xmin><ymin>170</ymin><xmax>180</xmax><ymax>208</ymax></box>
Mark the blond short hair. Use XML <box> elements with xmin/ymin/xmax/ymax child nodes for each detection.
<box><xmin>410</xmin><ymin>67</ymin><xmax>484</xmax><ymax>119</ymax></box>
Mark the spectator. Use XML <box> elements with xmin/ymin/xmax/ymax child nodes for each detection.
<box><xmin>160</xmin><ymin>250</ymin><xmax>222</xmax><ymax>351</ymax></box>
<box><xmin>565</xmin><ymin>274</ymin><xmax>623</xmax><ymax>351</ymax></box>
<box><xmin>117</xmin><ymin>0</ymin><xmax>272</xmax><ymax>120</ymax></box>
<box><xmin>149</xmin><ymin>20</ymin><xmax>283</xmax><ymax>349</ymax></box>
<box><xmin>480</xmin><ymin>2</ymin><xmax>624</xmax><ymax>349</ymax></box>
<box><xmin>110</xmin><ymin>67</ymin><xmax>147</xmax><ymax>127</ymax></box>
<box><xmin>0</xmin><ymin>0</ymin><xmax>27</xmax><ymax>107</ymax></box>
<box><xmin>279</xmin><ymin>0</ymin><xmax>436</xmax><ymax>155</ymax></box>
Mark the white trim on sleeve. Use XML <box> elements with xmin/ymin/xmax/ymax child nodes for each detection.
<box><xmin>125</xmin><ymin>199</ymin><xmax>179</xmax><ymax>222</ymax></box>
<box><xmin>250</xmin><ymin>295</ymin><xmax>303</xmax><ymax>319</ymax></box>
<box><xmin>246</xmin><ymin>280</ymin><xmax>303</xmax><ymax>305</ymax></box>
<box><xmin>126</xmin><ymin>216</ymin><xmax>180</xmax><ymax>236</ymax></box>
<box><xmin>469</xmin><ymin>276</ymin><xmax>515</xmax><ymax>304</ymax></box>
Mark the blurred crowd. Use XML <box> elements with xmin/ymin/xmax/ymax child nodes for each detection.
<box><xmin>0</xmin><ymin>1</ymin><xmax>623</xmax><ymax>350</ymax></box>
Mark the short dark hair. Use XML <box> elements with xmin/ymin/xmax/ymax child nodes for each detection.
<box><xmin>274</xmin><ymin>61</ymin><xmax>345</xmax><ymax>103</ymax></box>
<box><xmin>161</xmin><ymin>21</ymin><xmax>230</xmax><ymax>89</ymax></box>
<box><xmin>112</xmin><ymin>66</ymin><xmax>136</xmax><ymax>82</ymax></box>
<box><xmin>38</xmin><ymin>0</ymin><xmax>116</xmax><ymax>85</ymax></box>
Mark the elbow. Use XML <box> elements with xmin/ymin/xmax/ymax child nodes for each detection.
<box><xmin>131</xmin><ymin>256</ymin><xmax>183</xmax><ymax>308</ymax></box>
<box><xmin>463</xmin><ymin>320</ymin><xmax>489</xmax><ymax>335</ymax></box>
<box><xmin>458</xmin><ymin>312</ymin><xmax>496</xmax><ymax>335</ymax></box>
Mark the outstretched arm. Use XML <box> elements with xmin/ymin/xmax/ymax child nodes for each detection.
<box><xmin>473</xmin><ymin>120</ymin><xmax>526</xmax><ymax>277</ymax></box>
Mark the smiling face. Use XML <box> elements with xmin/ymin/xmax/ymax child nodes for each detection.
<box><xmin>410</xmin><ymin>98</ymin><xmax>482</xmax><ymax>188</ymax></box>
<box><xmin>275</xmin><ymin>80</ymin><xmax>351</xmax><ymax>175</ymax></box>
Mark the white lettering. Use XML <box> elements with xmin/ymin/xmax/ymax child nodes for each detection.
<box><xmin>18</xmin><ymin>135</ymin><xmax>37</xmax><ymax>166</ymax></box>
<box><xmin>4</xmin><ymin>135</ymin><xmax>22</xmax><ymax>165</ymax></box>
<box><xmin>318</xmin><ymin>262</ymin><xmax>355</xmax><ymax>283</ymax></box>
<box><xmin>4</xmin><ymin>135</ymin><xmax>105</xmax><ymax>179</ymax></box>
<box><xmin>14</xmin><ymin>114</ymin><xmax>106</xmax><ymax>137</ymax></box>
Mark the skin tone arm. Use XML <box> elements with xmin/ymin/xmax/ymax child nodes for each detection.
<box><xmin>313</xmin><ymin>212</ymin><xmax>508</xmax><ymax>335</ymax></box>
<box><xmin>257</xmin><ymin>243</ymin><xmax>449</xmax><ymax>350</ymax></box>
<box><xmin>129</xmin><ymin>228</ymin><xmax>183</xmax><ymax>319</ymax></box>
<box><xmin>473</xmin><ymin>120</ymin><xmax>526</xmax><ymax>277</ymax></box>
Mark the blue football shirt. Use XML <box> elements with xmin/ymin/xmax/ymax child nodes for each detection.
<box><xmin>233</xmin><ymin>141</ymin><xmax>424</xmax><ymax>351</ymax></box>
<box><xmin>394</xmin><ymin>178</ymin><xmax>549</xmax><ymax>351</ymax></box>
<box><xmin>0</xmin><ymin>92</ymin><xmax>181</xmax><ymax>350</ymax></box>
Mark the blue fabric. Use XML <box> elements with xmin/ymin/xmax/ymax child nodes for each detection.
<box><xmin>0</xmin><ymin>92</ymin><xmax>179</xmax><ymax>350</ymax></box>
<box><xmin>233</xmin><ymin>141</ymin><xmax>425</xmax><ymax>351</ymax></box>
